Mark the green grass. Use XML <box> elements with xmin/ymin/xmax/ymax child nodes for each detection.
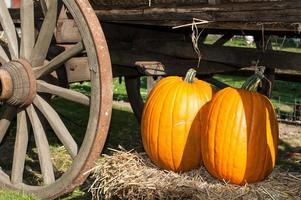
<box><xmin>113</xmin><ymin>77</ymin><xmax>148</xmax><ymax>101</ymax></box>
<box><xmin>204</xmin><ymin>35</ymin><xmax>256</xmax><ymax>48</ymax></box>
<box><xmin>113</xmin><ymin>78</ymin><xmax>128</xmax><ymax>101</ymax></box>
<box><xmin>0</xmin><ymin>191</ymin><xmax>38</xmax><ymax>200</ymax></box>
<box><xmin>114</xmin><ymin>74</ymin><xmax>301</xmax><ymax>113</ymax></box>
<box><xmin>213</xmin><ymin>74</ymin><xmax>301</xmax><ymax>114</ymax></box>
<box><xmin>205</xmin><ymin>34</ymin><xmax>301</xmax><ymax>53</ymax></box>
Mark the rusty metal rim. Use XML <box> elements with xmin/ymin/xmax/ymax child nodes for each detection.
<box><xmin>57</xmin><ymin>0</ymin><xmax>113</xmax><ymax>196</ymax></box>
<box><xmin>40</xmin><ymin>0</ymin><xmax>113</xmax><ymax>198</ymax></box>
<box><xmin>37</xmin><ymin>0</ymin><xmax>113</xmax><ymax>198</ymax></box>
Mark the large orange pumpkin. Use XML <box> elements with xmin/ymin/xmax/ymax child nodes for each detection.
<box><xmin>141</xmin><ymin>69</ymin><xmax>215</xmax><ymax>172</ymax></box>
<box><xmin>201</xmin><ymin>87</ymin><xmax>279</xmax><ymax>185</ymax></box>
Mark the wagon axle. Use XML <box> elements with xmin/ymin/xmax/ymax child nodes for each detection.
<box><xmin>0</xmin><ymin>59</ymin><xmax>36</xmax><ymax>107</ymax></box>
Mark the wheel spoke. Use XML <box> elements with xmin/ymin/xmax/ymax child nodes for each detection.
<box><xmin>40</xmin><ymin>0</ymin><xmax>48</xmax><ymax>15</ymax></box>
<box><xmin>34</xmin><ymin>42</ymin><xmax>84</xmax><ymax>78</ymax></box>
<box><xmin>30</xmin><ymin>0</ymin><xmax>57</xmax><ymax>67</ymax></box>
<box><xmin>0</xmin><ymin>169</ymin><xmax>10</xmax><ymax>184</ymax></box>
<box><xmin>0</xmin><ymin>45</ymin><xmax>9</xmax><ymax>64</ymax></box>
<box><xmin>33</xmin><ymin>95</ymin><xmax>78</xmax><ymax>158</ymax></box>
<box><xmin>20</xmin><ymin>0</ymin><xmax>35</xmax><ymax>60</ymax></box>
<box><xmin>26</xmin><ymin>104</ymin><xmax>55</xmax><ymax>185</ymax></box>
<box><xmin>37</xmin><ymin>80</ymin><xmax>90</xmax><ymax>106</ymax></box>
<box><xmin>11</xmin><ymin>110</ymin><xmax>29</xmax><ymax>184</ymax></box>
<box><xmin>0</xmin><ymin>1</ymin><xmax>19</xmax><ymax>59</ymax></box>
<box><xmin>0</xmin><ymin>106</ymin><xmax>16</xmax><ymax>143</ymax></box>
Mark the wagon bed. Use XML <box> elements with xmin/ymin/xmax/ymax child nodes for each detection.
<box><xmin>90</xmin><ymin>0</ymin><xmax>301</xmax><ymax>32</ymax></box>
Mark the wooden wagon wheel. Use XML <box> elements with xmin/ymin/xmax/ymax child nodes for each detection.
<box><xmin>0</xmin><ymin>0</ymin><xmax>112</xmax><ymax>199</ymax></box>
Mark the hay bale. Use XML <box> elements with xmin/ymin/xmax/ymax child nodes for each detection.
<box><xmin>89</xmin><ymin>148</ymin><xmax>301</xmax><ymax>200</ymax></box>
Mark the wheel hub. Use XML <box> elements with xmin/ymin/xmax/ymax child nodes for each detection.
<box><xmin>0</xmin><ymin>59</ymin><xmax>36</xmax><ymax>107</ymax></box>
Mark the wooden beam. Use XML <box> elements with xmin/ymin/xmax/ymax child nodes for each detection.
<box><xmin>63</xmin><ymin>53</ymin><xmax>301</xmax><ymax>83</ymax></box>
<box><xmin>110</xmin><ymin>50</ymin><xmax>239</xmax><ymax>76</ymax></box>
<box><xmin>103</xmin><ymin>22</ymin><xmax>300</xmax><ymax>38</ymax></box>
<box><xmin>95</xmin><ymin>2</ymin><xmax>301</xmax><ymax>24</ymax></box>
<box><xmin>91</xmin><ymin>0</ymin><xmax>207</xmax><ymax>8</ymax></box>
<box><xmin>198</xmin><ymin>22</ymin><xmax>300</xmax><ymax>32</ymax></box>
<box><xmin>208</xmin><ymin>0</ymin><xmax>221</xmax><ymax>5</ymax></box>
<box><xmin>103</xmin><ymin>21</ymin><xmax>300</xmax><ymax>32</ymax></box>
<box><xmin>102</xmin><ymin>23</ymin><xmax>185</xmax><ymax>42</ymax></box>
<box><xmin>133</xmin><ymin>39</ymin><xmax>301</xmax><ymax>71</ymax></box>
<box><xmin>65</xmin><ymin>57</ymin><xmax>90</xmax><ymax>82</ymax></box>
<box><xmin>54</xmin><ymin>22</ymin><xmax>299</xmax><ymax>47</ymax></box>
<box><xmin>112</xmin><ymin>65</ymin><xmax>141</xmax><ymax>77</ymax></box>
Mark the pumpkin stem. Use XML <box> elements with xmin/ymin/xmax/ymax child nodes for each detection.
<box><xmin>241</xmin><ymin>66</ymin><xmax>266</xmax><ymax>91</ymax></box>
<box><xmin>184</xmin><ymin>68</ymin><xmax>197</xmax><ymax>83</ymax></box>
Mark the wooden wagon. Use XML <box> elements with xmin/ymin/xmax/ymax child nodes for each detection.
<box><xmin>0</xmin><ymin>0</ymin><xmax>300</xmax><ymax>199</ymax></box>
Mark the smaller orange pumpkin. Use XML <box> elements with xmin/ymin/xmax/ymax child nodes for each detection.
<box><xmin>141</xmin><ymin>69</ymin><xmax>215</xmax><ymax>172</ymax></box>
<box><xmin>200</xmin><ymin>72</ymin><xmax>279</xmax><ymax>185</ymax></box>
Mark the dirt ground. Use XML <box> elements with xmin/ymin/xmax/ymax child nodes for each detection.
<box><xmin>279</xmin><ymin>123</ymin><xmax>301</xmax><ymax>147</ymax></box>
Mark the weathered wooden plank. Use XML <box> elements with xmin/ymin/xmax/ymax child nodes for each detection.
<box><xmin>64</xmin><ymin>57</ymin><xmax>91</xmax><ymax>82</ymax></box>
<box><xmin>228</xmin><ymin>0</ymin><xmax>281</xmax><ymax>2</ymax></box>
<box><xmin>199</xmin><ymin>22</ymin><xmax>300</xmax><ymax>33</ymax></box>
<box><xmin>55</xmin><ymin>22</ymin><xmax>299</xmax><ymax>48</ymax></box>
<box><xmin>111</xmin><ymin>52</ymin><xmax>301</xmax><ymax>82</ymax></box>
<box><xmin>208</xmin><ymin>0</ymin><xmax>221</xmax><ymax>5</ymax></box>
<box><xmin>91</xmin><ymin>0</ymin><xmax>207</xmax><ymax>8</ymax></box>
<box><xmin>133</xmin><ymin>39</ymin><xmax>301</xmax><ymax>71</ymax></box>
<box><xmin>104</xmin><ymin>21</ymin><xmax>299</xmax><ymax>33</ymax></box>
<box><xmin>94</xmin><ymin>1</ymin><xmax>301</xmax><ymax>24</ymax></box>
<box><xmin>102</xmin><ymin>20</ymin><xmax>300</xmax><ymax>32</ymax></box>
<box><xmin>110</xmin><ymin>50</ymin><xmax>239</xmax><ymax>75</ymax></box>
